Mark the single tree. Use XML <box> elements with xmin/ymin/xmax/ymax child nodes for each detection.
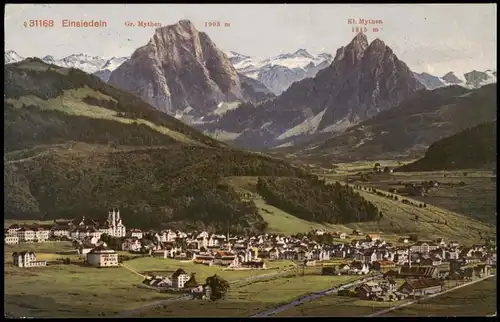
<box><xmin>205</xmin><ymin>274</ymin><xmax>230</xmax><ymax>301</ymax></box>
<box><xmin>100</xmin><ymin>233</ymin><xmax>111</xmax><ymax>244</ymax></box>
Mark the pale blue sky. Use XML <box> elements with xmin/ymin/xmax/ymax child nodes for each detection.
<box><xmin>4</xmin><ymin>4</ymin><xmax>497</xmax><ymax>76</ymax></box>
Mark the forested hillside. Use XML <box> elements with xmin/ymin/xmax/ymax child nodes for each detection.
<box><xmin>396</xmin><ymin>121</ymin><xmax>497</xmax><ymax>172</ymax></box>
<box><xmin>256</xmin><ymin>177</ymin><xmax>380</xmax><ymax>224</ymax></box>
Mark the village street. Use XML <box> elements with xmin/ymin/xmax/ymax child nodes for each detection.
<box><xmin>250</xmin><ymin>274</ymin><xmax>383</xmax><ymax>317</ymax></box>
<box><xmin>115</xmin><ymin>266</ymin><xmax>298</xmax><ymax>317</ymax></box>
<box><xmin>366</xmin><ymin>273</ymin><xmax>497</xmax><ymax>317</ymax></box>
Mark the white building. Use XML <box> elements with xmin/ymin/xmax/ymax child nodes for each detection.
<box><xmin>128</xmin><ymin>229</ymin><xmax>143</xmax><ymax>239</ymax></box>
<box><xmin>34</xmin><ymin>228</ymin><xmax>50</xmax><ymax>242</ymax></box>
<box><xmin>106</xmin><ymin>209</ymin><xmax>126</xmax><ymax>238</ymax></box>
<box><xmin>5</xmin><ymin>234</ymin><xmax>19</xmax><ymax>245</ymax></box>
<box><xmin>86</xmin><ymin>245</ymin><xmax>119</xmax><ymax>267</ymax></box>
<box><xmin>7</xmin><ymin>224</ymin><xmax>21</xmax><ymax>235</ymax></box>
<box><xmin>166</xmin><ymin>230</ymin><xmax>177</xmax><ymax>242</ymax></box>
<box><xmin>71</xmin><ymin>228</ymin><xmax>101</xmax><ymax>240</ymax></box>
<box><xmin>17</xmin><ymin>228</ymin><xmax>35</xmax><ymax>243</ymax></box>
<box><xmin>12</xmin><ymin>251</ymin><xmax>47</xmax><ymax>268</ymax></box>
<box><xmin>51</xmin><ymin>226</ymin><xmax>71</xmax><ymax>238</ymax></box>
<box><xmin>171</xmin><ymin>268</ymin><xmax>190</xmax><ymax>289</ymax></box>
<box><xmin>122</xmin><ymin>238</ymin><xmax>141</xmax><ymax>252</ymax></box>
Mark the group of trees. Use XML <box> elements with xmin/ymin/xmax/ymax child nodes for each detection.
<box><xmin>256</xmin><ymin>177</ymin><xmax>380</xmax><ymax>224</ymax></box>
<box><xmin>205</xmin><ymin>275</ymin><xmax>230</xmax><ymax>301</ymax></box>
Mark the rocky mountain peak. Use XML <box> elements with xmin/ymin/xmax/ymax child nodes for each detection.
<box><xmin>334</xmin><ymin>32</ymin><xmax>369</xmax><ymax>63</ymax></box>
<box><xmin>349</xmin><ymin>32</ymin><xmax>369</xmax><ymax>53</ymax></box>
<box><xmin>292</xmin><ymin>49</ymin><xmax>314</xmax><ymax>59</ymax></box>
<box><xmin>442</xmin><ymin>71</ymin><xmax>463</xmax><ymax>84</ymax></box>
<box><xmin>368</xmin><ymin>38</ymin><xmax>386</xmax><ymax>50</ymax></box>
<box><xmin>108</xmin><ymin>19</ymin><xmax>254</xmax><ymax>117</ymax></box>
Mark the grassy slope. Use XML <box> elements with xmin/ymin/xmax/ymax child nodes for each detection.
<box><xmin>322</xmin><ymin>162</ymin><xmax>497</xmax><ymax>226</ymax></box>
<box><xmin>5</xmin><ymin>88</ymin><xmax>203</xmax><ymax>146</ymax></box>
<box><xmin>223</xmin><ymin>176</ymin><xmax>494</xmax><ymax>245</ymax></box>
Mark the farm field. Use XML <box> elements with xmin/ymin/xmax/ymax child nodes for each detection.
<box><xmin>275</xmin><ymin>295</ymin><xmax>406</xmax><ymax>317</ymax></box>
<box><xmin>4</xmin><ymin>262</ymin><xmax>177</xmax><ymax>317</ymax></box>
<box><xmin>123</xmin><ymin>257</ymin><xmax>295</xmax><ymax>283</ymax></box>
<box><xmin>130</xmin><ymin>274</ymin><xmax>363</xmax><ymax>317</ymax></box>
<box><xmin>321</xmin><ymin>166</ymin><xmax>496</xmax><ymax>225</ymax></box>
<box><xmin>4</xmin><ymin>242</ymin><xmax>292</xmax><ymax>318</ymax></box>
<box><xmin>224</xmin><ymin>176</ymin><xmax>495</xmax><ymax>246</ymax></box>
<box><xmin>275</xmin><ymin>277</ymin><xmax>407</xmax><ymax>317</ymax></box>
<box><xmin>4</xmin><ymin>241</ymin><xmax>80</xmax><ymax>262</ymax></box>
<box><xmin>381</xmin><ymin>276</ymin><xmax>497</xmax><ymax>317</ymax></box>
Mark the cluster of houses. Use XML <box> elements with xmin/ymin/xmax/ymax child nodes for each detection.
<box><xmin>4</xmin><ymin>209</ymin><xmax>127</xmax><ymax>245</ymax></box>
<box><xmin>350</xmin><ymin>276</ymin><xmax>445</xmax><ymax>302</ymax></box>
<box><xmin>6</xmin><ymin>212</ymin><xmax>496</xmax><ymax>278</ymax></box>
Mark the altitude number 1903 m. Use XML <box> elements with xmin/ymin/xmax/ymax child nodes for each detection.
<box><xmin>205</xmin><ymin>21</ymin><xmax>231</xmax><ymax>27</ymax></box>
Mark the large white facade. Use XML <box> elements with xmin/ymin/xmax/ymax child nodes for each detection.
<box><xmin>107</xmin><ymin>209</ymin><xmax>126</xmax><ymax>238</ymax></box>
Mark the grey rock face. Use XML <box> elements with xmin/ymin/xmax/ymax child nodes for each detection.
<box><xmin>108</xmin><ymin>20</ymin><xmax>246</xmax><ymax>117</ymax></box>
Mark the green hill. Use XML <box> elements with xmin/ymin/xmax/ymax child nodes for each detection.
<box><xmin>396</xmin><ymin>121</ymin><xmax>497</xmax><ymax>172</ymax></box>
<box><xmin>4</xmin><ymin>59</ymin><xmax>380</xmax><ymax>234</ymax></box>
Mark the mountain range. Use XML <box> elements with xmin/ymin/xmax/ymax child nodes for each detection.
<box><xmin>203</xmin><ymin>33</ymin><xmax>426</xmax><ymax>148</ymax></box>
<box><xmin>227</xmin><ymin>49</ymin><xmax>334</xmax><ymax>95</ymax></box>
<box><xmin>5</xmin><ymin>19</ymin><xmax>497</xmax><ymax>155</ymax></box>
<box><xmin>5</xmin><ymin>50</ymin><xmax>129</xmax><ymax>80</ymax></box>
<box><xmin>413</xmin><ymin>70</ymin><xmax>497</xmax><ymax>90</ymax></box>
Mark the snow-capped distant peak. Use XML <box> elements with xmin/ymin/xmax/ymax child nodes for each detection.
<box><xmin>230</xmin><ymin>48</ymin><xmax>335</xmax><ymax>94</ymax></box>
<box><xmin>5</xmin><ymin>50</ymin><xmax>24</xmax><ymax>64</ymax></box>
<box><xmin>442</xmin><ymin>71</ymin><xmax>465</xmax><ymax>84</ymax></box>
<box><xmin>4</xmin><ymin>50</ymin><xmax>131</xmax><ymax>76</ymax></box>
<box><xmin>226</xmin><ymin>51</ymin><xmax>253</xmax><ymax>67</ymax></box>
<box><xmin>42</xmin><ymin>55</ymin><xmax>56</xmax><ymax>63</ymax></box>
<box><xmin>226</xmin><ymin>51</ymin><xmax>250</xmax><ymax>59</ymax></box>
<box><xmin>291</xmin><ymin>49</ymin><xmax>314</xmax><ymax>59</ymax></box>
<box><xmin>101</xmin><ymin>56</ymin><xmax>129</xmax><ymax>71</ymax></box>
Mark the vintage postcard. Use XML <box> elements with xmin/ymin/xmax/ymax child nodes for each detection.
<box><xmin>4</xmin><ymin>3</ymin><xmax>496</xmax><ymax>318</ymax></box>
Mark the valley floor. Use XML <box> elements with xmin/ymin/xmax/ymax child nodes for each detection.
<box><xmin>318</xmin><ymin>161</ymin><xmax>496</xmax><ymax>225</ymax></box>
<box><xmin>224</xmin><ymin>171</ymin><xmax>495</xmax><ymax>246</ymax></box>
<box><xmin>3</xmin><ymin>241</ymin><xmax>295</xmax><ymax>318</ymax></box>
